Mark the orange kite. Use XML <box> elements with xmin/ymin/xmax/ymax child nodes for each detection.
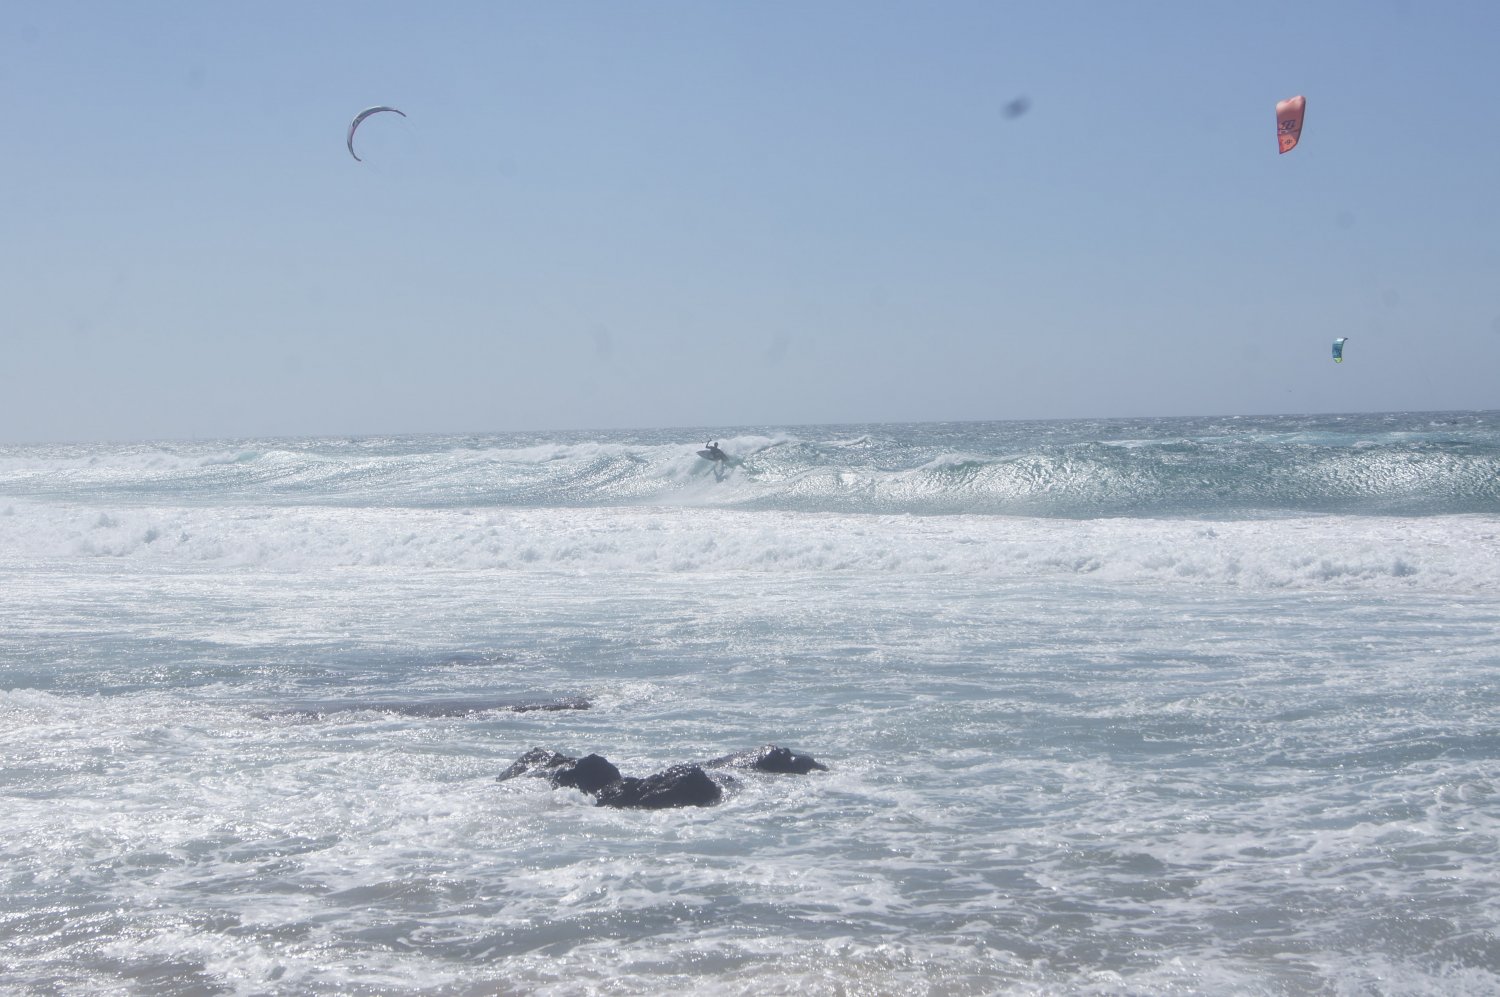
<box><xmin>1276</xmin><ymin>95</ymin><xmax>1306</xmax><ymax>154</ymax></box>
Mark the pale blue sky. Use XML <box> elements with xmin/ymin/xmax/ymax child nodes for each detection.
<box><xmin>3</xmin><ymin>1</ymin><xmax>1497</xmax><ymax>442</ymax></box>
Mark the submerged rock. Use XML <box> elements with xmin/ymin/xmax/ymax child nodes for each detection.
<box><xmin>274</xmin><ymin>695</ymin><xmax>590</xmax><ymax>720</ymax></box>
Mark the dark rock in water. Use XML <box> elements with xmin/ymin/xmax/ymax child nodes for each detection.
<box><xmin>498</xmin><ymin>743</ymin><xmax>825</xmax><ymax>810</ymax></box>
<box><xmin>549</xmin><ymin>754</ymin><xmax>621</xmax><ymax>795</ymax></box>
<box><xmin>496</xmin><ymin>747</ymin><xmax>576</xmax><ymax>782</ymax></box>
<box><xmin>387</xmin><ymin>696</ymin><xmax>588</xmax><ymax>717</ymax></box>
<box><xmin>595</xmin><ymin>765</ymin><xmax>721</xmax><ymax>809</ymax></box>
<box><xmin>705</xmin><ymin>744</ymin><xmax>828</xmax><ymax>774</ymax></box>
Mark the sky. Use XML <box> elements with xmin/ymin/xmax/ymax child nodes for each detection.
<box><xmin>3</xmin><ymin>1</ymin><xmax>1498</xmax><ymax>443</ymax></box>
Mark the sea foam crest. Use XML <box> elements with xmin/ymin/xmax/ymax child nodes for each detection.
<box><xmin>1</xmin><ymin>500</ymin><xmax>1495</xmax><ymax>594</ymax></box>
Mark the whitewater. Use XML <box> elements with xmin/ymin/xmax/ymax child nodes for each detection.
<box><xmin>3</xmin><ymin>411</ymin><xmax>1499</xmax><ymax>995</ymax></box>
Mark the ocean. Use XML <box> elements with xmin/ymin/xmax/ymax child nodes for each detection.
<box><xmin>2</xmin><ymin>411</ymin><xmax>1499</xmax><ymax>995</ymax></box>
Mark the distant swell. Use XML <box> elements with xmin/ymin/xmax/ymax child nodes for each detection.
<box><xmin>1</xmin><ymin>413</ymin><xmax>1498</xmax><ymax>518</ymax></box>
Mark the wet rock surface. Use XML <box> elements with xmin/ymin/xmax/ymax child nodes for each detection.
<box><xmin>498</xmin><ymin>744</ymin><xmax>828</xmax><ymax>809</ymax></box>
<box><xmin>705</xmin><ymin>744</ymin><xmax>829</xmax><ymax>774</ymax></box>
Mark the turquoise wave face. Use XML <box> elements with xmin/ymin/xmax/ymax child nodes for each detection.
<box><xmin>1</xmin><ymin>411</ymin><xmax>1497</xmax><ymax>517</ymax></box>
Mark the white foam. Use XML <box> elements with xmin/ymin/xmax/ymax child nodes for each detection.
<box><xmin>0</xmin><ymin>499</ymin><xmax>1495</xmax><ymax>594</ymax></box>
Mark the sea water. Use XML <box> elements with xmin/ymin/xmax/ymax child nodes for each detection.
<box><xmin>2</xmin><ymin>412</ymin><xmax>1499</xmax><ymax>995</ymax></box>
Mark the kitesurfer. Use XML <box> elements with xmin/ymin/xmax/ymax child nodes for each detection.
<box><xmin>701</xmin><ymin>441</ymin><xmax>729</xmax><ymax>482</ymax></box>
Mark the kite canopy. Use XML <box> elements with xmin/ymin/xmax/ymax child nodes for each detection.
<box><xmin>347</xmin><ymin>106</ymin><xmax>406</xmax><ymax>161</ymax></box>
<box><xmin>1332</xmin><ymin>337</ymin><xmax>1348</xmax><ymax>363</ymax></box>
<box><xmin>1276</xmin><ymin>95</ymin><xmax>1306</xmax><ymax>154</ymax></box>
